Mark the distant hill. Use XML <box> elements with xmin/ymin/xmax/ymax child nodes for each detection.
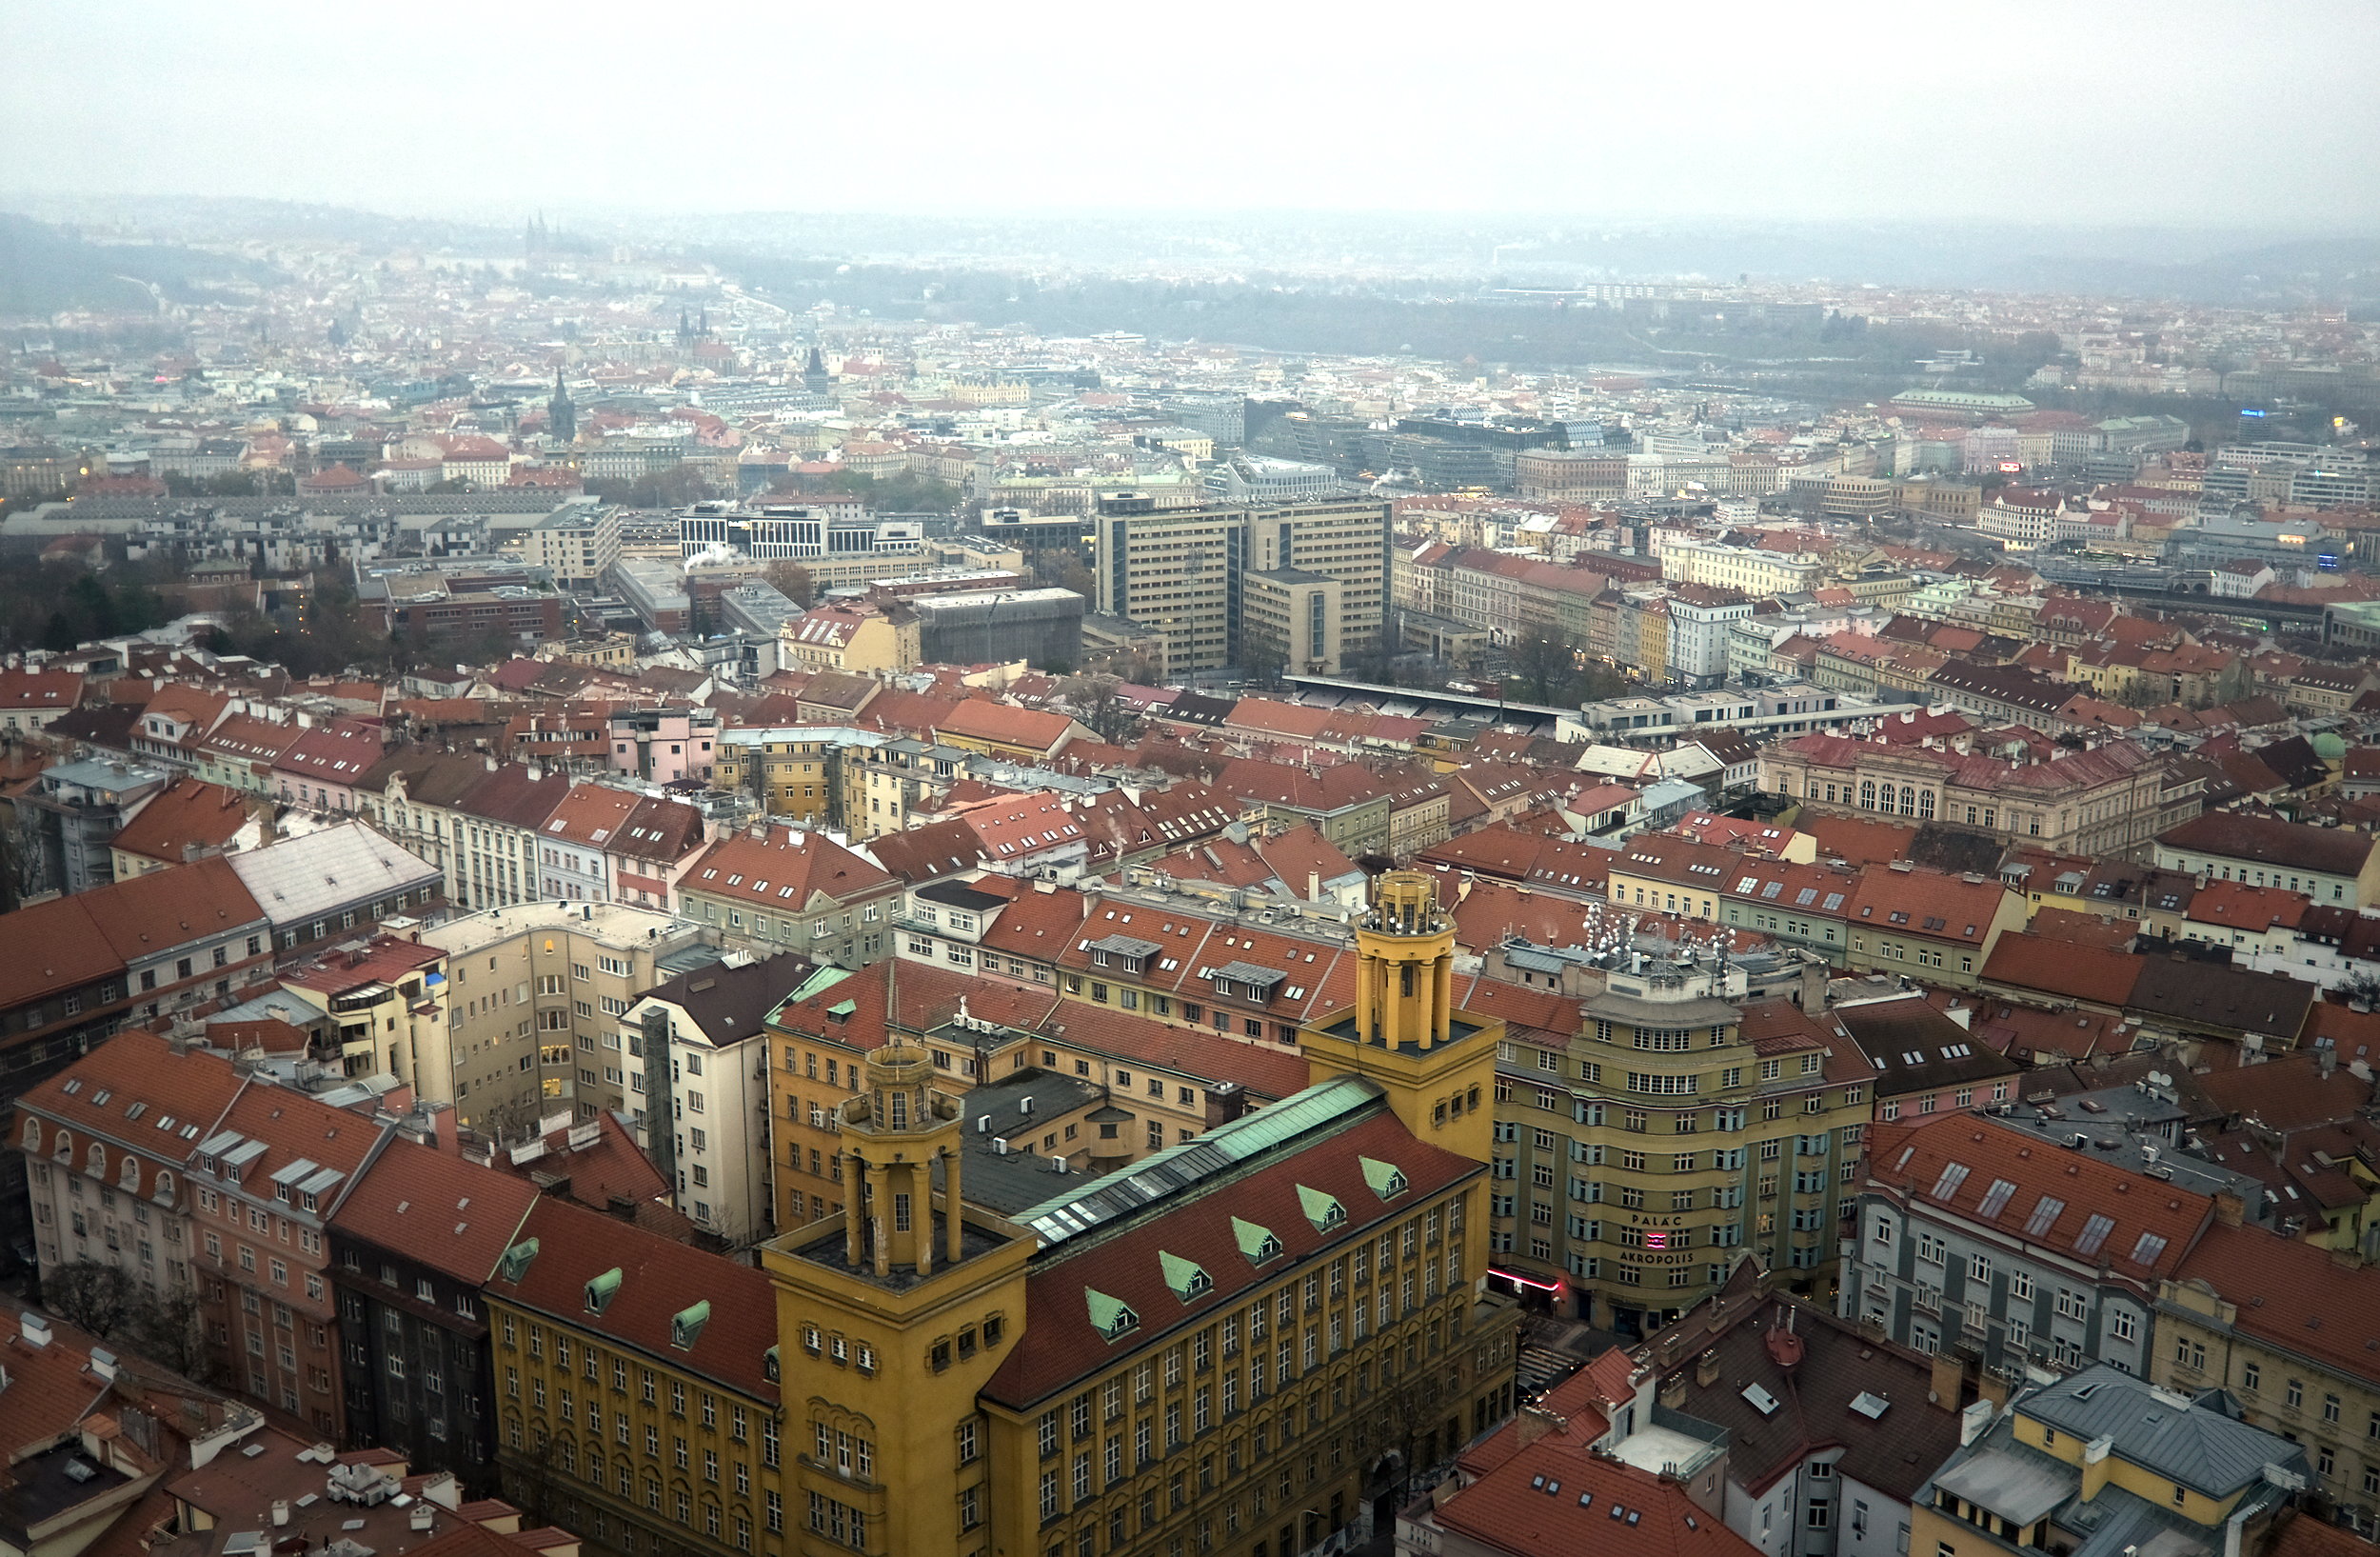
<box><xmin>0</xmin><ymin>213</ymin><xmax>280</xmax><ymax>317</ymax></box>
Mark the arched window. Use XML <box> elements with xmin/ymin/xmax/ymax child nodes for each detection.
<box><xmin>153</xmin><ymin>1170</ymin><xmax>175</xmax><ymax>1205</ymax></box>
<box><xmin>1858</xmin><ymin>779</ymin><xmax>1875</xmax><ymax>808</ymax></box>
<box><xmin>118</xmin><ymin>1155</ymin><xmax>141</xmax><ymax>1191</ymax></box>
<box><xmin>51</xmin><ymin>1130</ymin><xmax>71</xmax><ymax>1164</ymax></box>
<box><xmin>18</xmin><ymin>1119</ymin><xmax>39</xmax><ymax>1154</ymax></box>
<box><xmin>86</xmin><ymin>1144</ymin><xmax>106</xmax><ymax>1179</ymax></box>
<box><xmin>1918</xmin><ymin>790</ymin><xmax>1936</xmax><ymax>819</ymax></box>
<box><xmin>1898</xmin><ymin>785</ymin><xmax>1917</xmax><ymax>817</ymax></box>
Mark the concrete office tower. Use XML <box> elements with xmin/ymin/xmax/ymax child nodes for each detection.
<box><xmin>1092</xmin><ymin>495</ymin><xmax>1392</xmax><ymax>677</ymax></box>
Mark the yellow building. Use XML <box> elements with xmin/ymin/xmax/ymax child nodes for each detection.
<box><xmin>2152</xmin><ymin>1221</ymin><xmax>2380</xmax><ymax>1523</ymax></box>
<box><xmin>486</xmin><ymin>1196</ymin><xmax>785</xmax><ymax>1557</ymax></box>
<box><xmin>837</xmin><ymin>737</ymin><xmax>962</xmax><ymax>842</ymax></box>
<box><xmin>757</xmin><ymin>871</ymin><xmax>1518</xmax><ymax>1557</ymax></box>
<box><xmin>1488</xmin><ymin>952</ymin><xmax>1871</xmax><ymax>1334</ymax></box>
<box><xmin>781</xmin><ymin>606</ymin><xmax>915</xmax><ymax>672</ymax></box>
<box><xmin>713</xmin><ymin>730</ymin><xmax>843</xmax><ymax>825</ymax></box>
<box><xmin>1912</xmin><ymin>1365</ymin><xmax>2306</xmax><ymax>1557</ymax></box>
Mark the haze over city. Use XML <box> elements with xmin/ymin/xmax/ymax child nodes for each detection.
<box><xmin>10</xmin><ymin>1</ymin><xmax>2380</xmax><ymax>231</ymax></box>
<box><xmin>8</xmin><ymin>13</ymin><xmax>2380</xmax><ymax>1557</ymax></box>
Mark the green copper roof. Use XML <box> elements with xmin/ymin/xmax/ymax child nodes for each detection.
<box><xmin>2313</xmin><ymin>731</ymin><xmax>2348</xmax><ymax>759</ymax></box>
<box><xmin>584</xmin><ymin>1267</ymin><xmax>622</xmax><ymax>1314</ymax></box>
<box><xmin>1009</xmin><ymin>1076</ymin><xmax>1386</xmax><ymax>1248</ymax></box>
<box><xmin>1232</xmin><ymin>1216</ymin><xmax>1282</xmax><ymax>1264</ymax></box>
<box><xmin>1084</xmin><ymin>1288</ymin><xmax>1140</xmax><ymax>1341</ymax></box>
<box><xmin>1359</xmin><ymin>1157</ymin><xmax>1409</xmax><ymax>1201</ymax></box>
<box><xmin>670</xmin><ymin>1300</ymin><xmax>711</xmax><ymax>1350</ymax></box>
<box><xmin>770</xmin><ymin>964</ymin><xmax>854</xmax><ymax>1025</ymax></box>
<box><xmin>1158</xmin><ymin>1251</ymin><xmax>1212</xmax><ymax>1302</ymax></box>
<box><xmin>498</xmin><ymin>1237</ymin><xmax>538</xmax><ymax>1284</ymax></box>
<box><xmin>1296</xmin><ymin>1185</ymin><xmax>1346</xmax><ymax>1231</ymax></box>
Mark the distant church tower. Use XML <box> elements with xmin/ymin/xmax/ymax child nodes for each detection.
<box><xmin>546</xmin><ymin>368</ymin><xmax>576</xmax><ymax>444</ymax></box>
<box><xmin>803</xmin><ymin>345</ymin><xmax>831</xmax><ymax>395</ymax></box>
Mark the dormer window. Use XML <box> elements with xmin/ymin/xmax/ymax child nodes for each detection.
<box><xmin>1085</xmin><ymin>1288</ymin><xmax>1140</xmax><ymax>1342</ymax></box>
<box><xmin>1160</xmin><ymin>1251</ymin><xmax>1213</xmax><ymax>1303</ymax></box>
<box><xmin>1234</xmin><ymin>1217</ymin><xmax>1283</xmax><ymax>1265</ymax></box>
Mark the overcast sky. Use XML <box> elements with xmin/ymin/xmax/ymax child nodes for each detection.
<box><xmin>8</xmin><ymin>0</ymin><xmax>2378</xmax><ymax>230</ymax></box>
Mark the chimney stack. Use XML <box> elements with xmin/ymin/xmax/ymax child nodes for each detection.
<box><xmin>1930</xmin><ymin>1349</ymin><xmax>1964</xmax><ymax>1409</ymax></box>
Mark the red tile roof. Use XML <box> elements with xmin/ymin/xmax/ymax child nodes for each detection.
<box><xmin>1845</xmin><ymin>864</ymin><xmax>2013</xmax><ymax>949</ymax></box>
<box><xmin>2158</xmin><ymin>811</ymin><xmax>2375</xmax><ymax>879</ymax></box>
<box><xmin>486</xmin><ymin>1196</ymin><xmax>778</xmax><ymax>1400</ymax></box>
<box><xmin>2191</xmin><ymin>1048</ymin><xmax>2374</xmax><ymax>1133</ymax></box>
<box><xmin>683</xmin><ymin>828</ymin><xmax>896</xmax><ymax>908</ymax></box>
<box><xmin>1</xmin><ymin>856</ymin><xmax>268</xmax><ymax>1010</ymax></box>
<box><xmin>953</xmin><ymin>791</ymin><xmax>1087</xmax><ymax>861</ymax></box>
<box><xmin>16</xmin><ymin>1031</ymin><xmax>248</xmax><ymax>1203</ymax></box>
<box><xmin>771</xmin><ymin>958</ymin><xmax>1059</xmax><ymax>1053</ymax></box>
<box><xmin>2171</xmin><ymin>1222</ymin><xmax>2380</xmax><ymax>1387</ymax></box>
<box><xmin>1867</xmin><ymin>1114</ymin><xmax>2211</xmax><ymax>1282</ymax></box>
<box><xmin>1431</xmin><ymin>1402</ymin><xmax>1756</xmax><ymax>1557</ymax></box>
<box><xmin>1978</xmin><ymin>932</ymin><xmax>2144</xmax><ymax>1009</ymax></box>
<box><xmin>0</xmin><ymin>668</ymin><xmax>84</xmax><ymax>711</ymax></box>
<box><xmin>109</xmin><ymin>776</ymin><xmax>256</xmax><ymax>866</ymax></box>
<box><xmin>271</xmin><ymin>719</ymin><xmax>385</xmax><ymax>783</ymax></box>
<box><xmin>931</xmin><ymin>700</ymin><xmax>1083</xmax><ymax>754</ymax></box>
<box><xmin>331</xmin><ymin>1136</ymin><xmax>539</xmax><ymax>1282</ymax></box>
<box><xmin>980</xmin><ymin>1108</ymin><xmax>1480</xmax><ymax>1407</ymax></box>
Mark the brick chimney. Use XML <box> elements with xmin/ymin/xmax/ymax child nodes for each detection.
<box><xmin>1514</xmin><ymin>1406</ymin><xmax>1567</xmax><ymax>1449</ymax></box>
<box><xmin>1929</xmin><ymin>1349</ymin><xmax>1964</xmax><ymax>1410</ymax></box>
<box><xmin>2213</xmin><ymin>1190</ymin><xmax>2245</xmax><ymax>1228</ymax></box>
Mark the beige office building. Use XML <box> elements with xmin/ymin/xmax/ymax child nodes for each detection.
<box><xmin>422</xmin><ymin>900</ymin><xmax>704</xmax><ymax>1136</ymax></box>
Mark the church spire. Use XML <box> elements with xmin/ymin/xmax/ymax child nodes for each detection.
<box><xmin>547</xmin><ymin>367</ymin><xmax>576</xmax><ymax>444</ymax></box>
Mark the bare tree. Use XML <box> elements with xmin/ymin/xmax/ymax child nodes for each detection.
<box><xmin>41</xmin><ymin>1261</ymin><xmax>140</xmax><ymax>1338</ymax></box>
<box><xmin>762</xmin><ymin>560</ymin><xmax>816</xmax><ymax>609</ymax></box>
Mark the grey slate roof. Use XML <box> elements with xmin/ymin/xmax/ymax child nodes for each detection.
<box><xmin>2025</xmin><ymin>1366</ymin><xmax>2307</xmax><ymax>1498</ymax></box>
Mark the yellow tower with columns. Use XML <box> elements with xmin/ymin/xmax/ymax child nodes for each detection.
<box><xmin>1302</xmin><ymin>869</ymin><xmax>1500</xmax><ymax>1168</ymax></box>
<box><xmin>760</xmin><ymin>1036</ymin><xmax>1031</xmax><ymax>1557</ymax></box>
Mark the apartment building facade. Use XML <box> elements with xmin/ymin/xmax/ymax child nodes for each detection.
<box><xmin>1841</xmin><ymin>1114</ymin><xmax>2211</xmax><ymax>1380</ymax></box>
<box><xmin>422</xmin><ymin>901</ymin><xmax>704</xmax><ymax>1136</ymax></box>
<box><xmin>1762</xmin><ymin>732</ymin><xmax>2189</xmax><ymax>860</ymax></box>
<box><xmin>1490</xmin><ymin>960</ymin><xmax>1871</xmax><ymax>1334</ymax></box>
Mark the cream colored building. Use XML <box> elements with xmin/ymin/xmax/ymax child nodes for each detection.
<box><xmin>511</xmin><ymin>505</ymin><xmax>622</xmax><ymax>588</ymax></box>
<box><xmin>1658</xmin><ymin>537</ymin><xmax>1824</xmax><ymax>596</ymax></box>
<box><xmin>421</xmin><ymin>900</ymin><xmax>704</xmax><ymax>1136</ymax></box>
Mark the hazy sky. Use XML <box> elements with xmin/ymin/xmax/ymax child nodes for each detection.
<box><xmin>9</xmin><ymin>0</ymin><xmax>2379</xmax><ymax>229</ymax></box>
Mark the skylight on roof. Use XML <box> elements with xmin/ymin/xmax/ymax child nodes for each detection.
<box><xmin>1976</xmin><ymin>1178</ymin><xmax>2017</xmax><ymax>1219</ymax></box>
<box><xmin>2024</xmin><ymin>1195</ymin><xmax>2066</xmax><ymax>1237</ymax></box>
<box><xmin>2073</xmin><ymin>1212</ymin><xmax>2115</xmax><ymax>1258</ymax></box>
